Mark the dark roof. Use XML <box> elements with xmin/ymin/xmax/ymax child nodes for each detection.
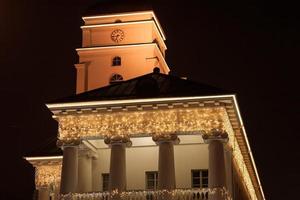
<box><xmin>36</xmin><ymin>73</ymin><xmax>230</xmax><ymax>157</ymax></box>
<box><xmin>49</xmin><ymin>72</ymin><xmax>231</xmax><ymax>104</ymax></box>
<box><xmin>84</xmin><ymin>0</ymin><xmax>153</xmax><ymax>16</ymax></box>
<box><xmin>24</xmin><ymin>136</ymin><xmax>62</xmax><ymax>157</ymax></box>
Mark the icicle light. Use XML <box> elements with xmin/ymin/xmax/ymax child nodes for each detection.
<box><xmin>56</xmin><ymin>107</ymin><xmax>225</xmax><ymax>143</ymax></box>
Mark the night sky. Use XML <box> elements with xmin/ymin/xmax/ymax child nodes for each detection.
<box><xmin>0</xmin><ymin>0</ymin><xmax>299</xmax><ymax>199</ymax></box>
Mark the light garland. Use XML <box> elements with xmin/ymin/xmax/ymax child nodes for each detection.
<box><xmin>56</xmin><ymin>107</ymin><xmax>226</xmax><ymax>143</ymax></box>
<box><xmin>222</xmin><ymin>112</ymin><xmax>257</xmax><ymax>200</ymax></box>
<box><xmin>35</xmin><ymin>164</ymin><xmax>62</xmax><ymax>188</ymax></box>
<box><xmin>51</xmin><ymin>105</ymin><xmax>258</xmax><ymax>199</ymax></box>
<box><xmin>59</xmin><ymin>188</ymin><xmax>232</xmax><ymax>200</ymax></box>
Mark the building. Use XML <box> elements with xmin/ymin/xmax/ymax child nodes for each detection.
<box><xmin>25</xmin><ymin>6</ymin><xmax>265</xmax><ymax>200</ymax></box>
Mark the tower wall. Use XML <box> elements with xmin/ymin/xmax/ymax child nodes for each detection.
<box><xmin>75</xmin><ymin>11</ymin><xmax>169</xmax><ymax>94</ymax></box>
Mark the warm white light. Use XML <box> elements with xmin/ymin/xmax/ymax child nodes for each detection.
<box><xmin>81</xmin><ymin>19</ymin><xmax>152</xmax><ymax>28</ymax></box>
<box><xmin>44</xmin><ymin>94</ymin><xmax>264</xmax><ymax>199</ymax></box>
<box><xmin>232</xmin><ymin>95</ymin><xmax>266</xmax><ymax>200</ymax></box>
<box><xmin>56</xmin><ymin>107</ymin><xmax>226</xmax><ymax>142</ymax></box>
<box><xmin>59</xmin><ymin>188</ymin><xmax>232</xmax><ymax>200</ymax></box>
<box><xmin>76</xmin><ymin>42</ymin><xmax>155</xmax><ymax>51</ymax></box>
<box><xmin>47</xmin><ymin>95</ymin><xmax>234</xmax><ymax>110</ymax></box>
<box><xmin>80</xmin><ymin>20</ymin><xmax>167</xmax><ymax>50</ymax></box>
<box><xmin>82</xmin><ymin>11</ymin><xmax>166</xmax><ymax>40</ymax></box>
<box><xmin>82</xmin><ymin>11</ymin><xmax>154</xmax><ymax>20</ymax></box>
<box><xmin>25</xmin><ymin>156</ymin><xmax>62</xmax><ymax>161</ymax></box>
<box><xmin>35</xmin><ymin>165</ymin><xmax>62</xmax><ymax>188</ymax></box>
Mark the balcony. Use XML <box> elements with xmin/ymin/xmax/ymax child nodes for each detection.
<box><xmin>59</xmin><ymin>188</ymin><xmax>232</xmax><ymax>200</ymax></box>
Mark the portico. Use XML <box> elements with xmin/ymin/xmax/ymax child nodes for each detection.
<box><xmin>26</xmin><ymin>94</ymin><xmax>263</xmax><ymax>200</ymax></box>
<box><xmin>58</xmin><ymin>137</ymin><xmax>228</xmax><ymax>199</ymax></box>
<box><xmin>50</xmin><ymin>95</ymin><xmax>237</xmax><ymax>199</ymax></box>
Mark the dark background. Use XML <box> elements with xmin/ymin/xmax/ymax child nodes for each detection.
<box><xmin>0</xmin><ymin>0</ymin><xmax>299</xmax><ymax>199</ymax></box>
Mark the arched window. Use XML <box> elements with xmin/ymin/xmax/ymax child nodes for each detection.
<box><xmin>110</xmin><ymin>73</ymin><xmax>123</xmax><ymax>84</ymax></box>
<box><xmin>112</xmin><ymin>56</ymin><xmax>121</xmax><ymax>66</ymax></box>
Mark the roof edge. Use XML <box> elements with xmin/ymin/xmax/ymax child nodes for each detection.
<box><xmin>46</xmin><ymin>95</ymin><xmax>235</xmax><ymax>110</ymax></box>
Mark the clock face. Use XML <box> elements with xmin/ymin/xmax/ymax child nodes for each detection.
<box><xmin>111</xmin><ymin>29</ymin><xmax>125</xmax><ymax>43</ymax></box>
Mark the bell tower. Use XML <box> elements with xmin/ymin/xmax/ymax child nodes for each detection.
<box><xmin>75</xmin><ymin>11</ymin><xmax>170</xmax><ymax>94</ymax></box>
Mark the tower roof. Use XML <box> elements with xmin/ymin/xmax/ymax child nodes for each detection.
<box><xmin>84</xmin><ymin>0</ymin><xmax>153</xmax><ymax>16</ymax></box>
<box><xmin>49</xmin><ymin>72</ymin><xmax>231</xmax><ymax>104</ymax></box>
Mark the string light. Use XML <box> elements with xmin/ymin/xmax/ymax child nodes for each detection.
<box><xmin>59</xmin><ymin>188</ymin><xmax>232</xmax><ymax>200</ymax></box>
<box><xmin>56</xmin><ymin>107</ymin><xmax>225</xmax><ymax>143</ymax></box>
<box><xmin>34</xmin><ymin>106</ymin><xmax>258</xmax><ymax>200</ymax></box>
<box><xmin>35</xmin><ymin>165</ymin><xmax>61</xmax><ymax>188</ymax></box>
<box><xmin>223</xmin><ymin>112</ymin><xmax>257</xmax><ymax>200</ymax></box>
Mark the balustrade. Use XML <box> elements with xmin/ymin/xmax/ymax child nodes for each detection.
<box><xmin>59</xmin><ymin>188</ymin><xmax>231</xmax><ymax>200</ymax></box>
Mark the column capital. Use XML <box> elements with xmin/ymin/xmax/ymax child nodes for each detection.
<box><xmin>78</xmin><ymin>145</ymin><xmax>97</xmax><ymax>159</ymax></box>
<box><xmin>104</xmin><ymin>135</ymin><xmax>132</xmax><ymax>147</ymax></box>
<box><xmin>57</xmin><ymin>139</ymin><xmax>81</xmax><ymax>148</ymax></box>
<box><xmin>152</xmin><ymin>133</ymin><xmax>180</xmax><ymax>145</ymax></box>
<box><xmin>202</xmin><ymin>129</ymin><xmax>228</xmax><ymax>144</ymax></box>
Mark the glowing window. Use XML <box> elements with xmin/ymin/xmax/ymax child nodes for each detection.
<box><xmin>112</xmin><ymin>56</ymin><xmax>121</xmax><ymax>66</ymax></box>
<box><xmin>146</xmin><ymin>171</ymin><xmax>158</xmax><ymax>190</ymax></box>
<box><xmin>102</xmin><ymin>173</ymin><xmax>109</xmax><ymax>191</ymax></box>
<box><xmin>110</xmin><ymin>74</ymin><xmax>123</xmax><ymax>84</ymax></box>
<box><xmin>191</xmin><ymin>169</ymin><xmax>208</xmax><ymax>188</ymax></box>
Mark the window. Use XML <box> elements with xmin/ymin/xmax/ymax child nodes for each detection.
<box><xmin>110</xmin><ymin>73</ymin><xmax>123</xmax><ymax>84</ymax></box>
<box><xmin>146</xmin><ymin>171</ymin><xmax>158</xmax><ymax>190</ymax></box>
<box><xmin>112</xmin><ymin>56</ymin><xmax>121</xmax><ymax>66</ymax></box>
<box><xmin>102</xmin><ymin>173</ymin><xmax>109</xmax><ymax>191</ymax></box>
<box><xmin>191</xmin><ymin>169</ymin><xmax>208</xmax><ymax>188</ymax></box>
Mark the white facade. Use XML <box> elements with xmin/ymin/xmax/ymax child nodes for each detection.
<box><xmin>90</xmin><ymin>135</ymin><xmax>209</xmax><ymax>191</ymax></box>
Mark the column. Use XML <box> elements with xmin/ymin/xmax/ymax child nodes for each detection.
<box><xmin>153</xmin><ymin>134</ymin><xmax>179</xmax><ymax>190</ymax></box>
<box><xmin>104</xmin><ymin>135</ymin><xmax>132</xmax><ymax>197</ymax></box>
<box><xmin>77</xmin><ymin>147</ymin><xmax>93</xmax><ymax>192</ymax></box>
<box><xmin>224</xmin><ymin>146</ymin><xmax>233</xmax><ymax>197</ymax></box>
<box><xmin>37</xmin><ymin>187</ymin><xmax>49</xmax><ymax>200</ymax></box>
<box><xmin>202</xmin><ymin>130</ymin><xmax>228</xmax><ymax>200</ymax></box>
<box><xmin>92</xmin><ymin>149</ymin><xmax>101</xmax><ymax>191</ymax></box>
<box><xmin>60</xmin><ymin>145</ymin><xmax>79</xmax><ymax>194</ymax></box>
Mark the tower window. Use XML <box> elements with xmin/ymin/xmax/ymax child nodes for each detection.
<box><xmin>110</xmin><ymin>73</ymin><xmax>123</xmax><ymax>84</ymax></box>
<box><xmin>191</xmin><ymin>169</ymin><xmax>208</xmax><ymax>188</ymax></box>
<box><xmin>145</xmin><ymin>171</ymin><xmax>158</xmax><ymax>190</ymax></box>
<box><xmin>102</xmin><ymin>173</ymin><xmax>109</xmax><ymax>191</ymax></box>
<box><xmin>112</xmin><ymin>56</ymin><xmax>121</xmax><ymax>66</ymax></box>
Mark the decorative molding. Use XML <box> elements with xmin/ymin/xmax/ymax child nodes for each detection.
<box><xmin>202</xmin><ymin>129</ymin><xmax>229</xmax><ymax>143</ymax></box>
<box><xmin>152</xmin><ymin>133</ymin><xmax>180</xmax><ymax>145</ymax></box>
<box><xmin>104</xmin><ymin>135</ymin><xmax>132</xmax><ymax>147</ymax></box>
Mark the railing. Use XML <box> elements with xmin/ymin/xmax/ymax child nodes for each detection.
<box><xmin>59</xmin><ymin>188</ymin><xmax>232</xmax><ymax>200</ymax></box>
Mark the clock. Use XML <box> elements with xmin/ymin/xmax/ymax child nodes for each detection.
<box><xmin>111</xmin><ymin>29</ymin><xmax>125</xmax><ymax>43</ymax></box>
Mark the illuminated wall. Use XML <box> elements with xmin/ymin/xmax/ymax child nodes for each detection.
<box><xmin>90</xmin><ymin>135</ymin><xmax>209</xmax><ymax>191</ymax></box>
<box><xmin>75</xmin><ymin>11</ymin><xmax>169</xmax><ymax>93</ymax></box>
<box><xmin>76</xmin><ymin>44</ymin><xmax>168</xmax><ymax>93</ymax></box>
